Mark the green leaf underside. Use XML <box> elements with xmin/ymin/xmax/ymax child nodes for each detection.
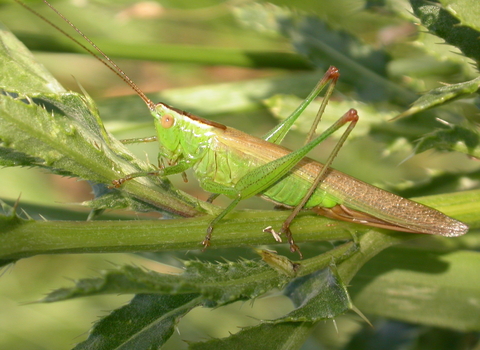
<box><xmin>40</xmin><ymin>261</ymin><xmax>353</xmax><ymax>349</ymax></box>
<box><xmin>41</xmin><ymin>261</ymin><xmax>291</xmax><ymax>306</ymax></box>
<box><xmin>39</xmin><ymin>243</ymin><xmax>360</xmax><ymax>349</ymax></box>
<box><xmin>188</xmin><ymin>267</ymin><xmax>351</xmax><ymax>350</ymax></box>
<box><xmin>415</xmin><ymin>124</ymin><xmax>480</xmax><ymax>158</ymax></box>
<box><xmin>73</xmin><ymin>293</ymin><xmax>201</xmax><ymax>350</ymax></box>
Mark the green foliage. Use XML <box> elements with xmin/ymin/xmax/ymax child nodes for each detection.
<box><xmin>0</xmin><ymin>0</ymin><xmax>479</xmax><ymax>349</ymax></box>
<box><xmin>74</xmin><ymin>294</ymin><xmax>201</xmax><ymax>350</ymax></box>
<box><xmin>0</xmin><ymin>22</ymin><xmax>208</xmax><ymax>217</ymax></box>
<box><xmin>350</xmin><ymin>246</ymin><xmax>480</xmax><ymax>331</ymax></box>
<box><xmin>411</xmin><ymin>0</ymin><xmax>480</xmax><ymax>65</ymax></box>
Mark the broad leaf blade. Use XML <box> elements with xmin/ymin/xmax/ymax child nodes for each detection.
<box><xmin>0</xmin><ymin>24</ymin><xmax>64</xmax><ymax>94</ymax></box>
<box><xmin>188</xmin><ymin>266</ymin><xmax>352</xmax><ymax>350</ymax></box>
<box><xmin>410</xmin><ymin>0</ymin><xmax>480</xmax><ymax>66</ymax></box>
<box><xmin>280</xmin><ymin>266</ymin><xmax>351</xmax><ymax>322</ymax></box>
<box><xmin>74</xmin><ymin>293</ymin><xmax>201</xmax><ymax>350</ymax></box>
<box><xmin>188</xmin><ymin>322</ymin><xmax>314</xmax><ymax>350</ymax></box>
<box><xmin>350</xmin><ymin>246</ymin><xmax>480</xmax><ymax>331</ymax></box>
<box><xmin>0</xmin><ymin>25</ymin><xmax>204</xmax><ymax>217</ymax></box>
<box><xmin>439</xmin><ymin>0</ymin><xmax>480</xmax><ymax>35</ymax></box>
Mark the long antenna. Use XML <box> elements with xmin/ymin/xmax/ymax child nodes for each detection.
<box><xmin>15</xmin><ymin>0</ymin><xmax>156</xmax><ymax>110</ymax></box>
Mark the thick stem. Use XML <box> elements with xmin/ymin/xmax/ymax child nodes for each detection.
<box><xmin>0</xmin><ymin>189</ymin><xmax>476</xmax><ymax>263</ymax></box>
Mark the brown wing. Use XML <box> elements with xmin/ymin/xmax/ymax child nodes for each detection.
<box><xmin>218</xmin><ymin>127</ymin><xmax>468</xmax><ymax>237</ymax></box>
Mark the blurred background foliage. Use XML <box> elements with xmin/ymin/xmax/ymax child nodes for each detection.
<box><xmin>0</xmin><ymin>0</ymin><xmax>479</xmax><ymax>349</ymax></box>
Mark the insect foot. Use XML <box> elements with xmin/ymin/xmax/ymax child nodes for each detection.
<box><xmin>201</xmin><ymin>226</ymin><xmax>213</xmax><ymax>251</ymax></box>
<box><xmin>264</xmin><ymin>226</ymin><xmax>303</xmax><ymax>259</ymax></box>
<box><xmin>263</xmin><ymin>226</ymin><xmax>283</xmax><ymax>242</ymax></box>
<box><xmin>111</xmin><ymin>178</ymin><xmax>126</xmax><ymax>188</ymax></box>
<box><xmin>282</xmin><ymin>225</ymin><xmax>303</xmax><ymax>259</ymax></box>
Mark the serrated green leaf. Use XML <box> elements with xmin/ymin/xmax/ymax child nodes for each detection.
<box><xmin>40</xmin><ymin>242</ymin><xmax>356</xmax><ymax>312</ymax></box>
<box><xmin>0</xmin><ymin>25</ymin><xmax>64</xmax><ymax>94</ymax></box>
<box><xmin>178</xmin><ymin>257</ymin><xmax>353</xmax><ymax>349</ymax></box>
<box><xmin>395</xmin><ymin>76</ymin><xmax>480</xmax><ymax>119</ymax></box>
<box><xmin>189</xmin><ymin>322</ymin><xmax>314</xmax><ymax>350</ymax></box>
<box><xmin>412</xmin><ymin>29</ymin><xmax>477</xmax><ymax>76</ymax></box>
<box><xmin>74</xmin><ymin>293</ymin><xmax>201</xmax><ymax>350</ymax></box>
<box><xmin>439</xmin><ymin>0</ymin><xmax>480</xmax><ymax>32</ymax></box>
<box><xmin>0</xmin><ymin>26</ymin><xmax>206</xmax><ymax>217</ymax></box>
<box><xmin>278</xmin><ymin>266</ymin><xmax>351</xmax><ymax>322</ymax></box>
<box><xmin>415</xmin><ymin>123</ymin><xmax>480</xmax><ymax>157</ymax></box>
<box><xmin>82</xmin><ymin>189</ymin><xmax>168</xmax><ymax>213</ymax></box>
<box><xmin>41</xmin><ymin>261</ymin><xmax>291</xmax><ymax>307</ymax></box>
<box><xmin>410</xmin><ymin>0</ymin><xmax>480</xmax><ymax>66</ymax></box>
<box><xmin>1</xmin><ymin>92</ymin><xmax>120</xmax><ymax>182</ymax></box>
<box><xmin>0</xmin><ymin>146</ymin><xmax>43</xmax><ymax>167</ymax></box>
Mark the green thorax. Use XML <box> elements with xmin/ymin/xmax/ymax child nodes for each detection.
<box><xmin>151</xmin><ymin>102</ymin><xmax>225</xmax><ymax>165</ymax></box>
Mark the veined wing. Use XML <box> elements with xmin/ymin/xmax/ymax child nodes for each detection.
<box><xmin>219</xmin><ymin>127</ymin><xmax>468</xmax><ymax>237</ymax></box>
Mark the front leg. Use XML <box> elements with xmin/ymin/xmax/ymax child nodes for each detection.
<box><xmin>120</xmin><ymin>136</ymin><xmax>158</xmax><ymax>145</ymax></box>
<box><xmin>112</xmin><ymin>161</ymin><xmax>192</xmax><ymax>187</ymax></box>
<box><xmin>199</xmin><ymin>179</ymin><xmax>241</xmax><ymax>248</ymax></box>
<box><xmin>202</xmin><ymin>196</ymin><xmax>242</xmax><ymax>249</ymax></box>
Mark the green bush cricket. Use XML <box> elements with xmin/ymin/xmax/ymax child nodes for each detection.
<box><xmin>18</xmin><ymin>0</ymin><xmax>468</xmax><ymax>258</ymax></box>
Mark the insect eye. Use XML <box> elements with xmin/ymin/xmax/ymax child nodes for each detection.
<box><xmin>161</xmin><ymin>114</ymin><xmax>175</xmax><ymax>128</ymax></box>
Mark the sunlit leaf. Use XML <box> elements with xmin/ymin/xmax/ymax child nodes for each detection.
<box><xmin>410</xmin><ymin>0</ymin><xmax>480</xmax><ymax>66</ymax></box>
<box><xmin>395</xmin><ymin>77</ymin><xmax>480</xmax><ymax>119</ymax></box>
<box><xmin>74</xmin><ymin>294</ymin><xmax>201</xmax><ymax>350</ymax></box>
<box><xmin>439</xmin><ymin>0</ymin><xmax>480</xmax><ymax>32</ymax></box>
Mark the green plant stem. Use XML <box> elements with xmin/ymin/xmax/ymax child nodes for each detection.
<box><xmin>0</xmin><ymin>189</ymin><xmax>477</xmax><ymax>263</ymax></box>
<box><xmin>0</xmin><ymin>211</ymin><xmax>356</xmax><ymax>261</ymax></box>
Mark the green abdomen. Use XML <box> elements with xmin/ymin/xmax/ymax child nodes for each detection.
<box><xmin>193</xmin><ymin>129</ymin><xmax>341</xmax><ymax>209</ymax></box>
<box><xmin>260</xmin><ymin>168</ymin><xmax>339</xmax><ymax>209</ymax></box>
